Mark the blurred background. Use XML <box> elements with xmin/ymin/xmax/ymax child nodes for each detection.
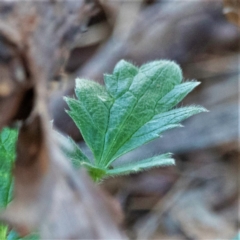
<box><xmin>49</xmin><ymin>0</ymin><xmax>239</xmax><ymax>239</ymax></box>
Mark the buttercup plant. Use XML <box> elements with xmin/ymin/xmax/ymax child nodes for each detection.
<box><xmin>64</xmin><ymin>60</ymin><xmax>207</xmax><ymax>181</ymax></box>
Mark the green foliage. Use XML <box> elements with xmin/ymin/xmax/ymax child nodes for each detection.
<box><xmin>0</xmin><ymin>128</ymin><xmax>39</xmax><ymax>240</ymax></box>
<box><xmin>0</xmin><ymin>128</ymin><xmax>17</xmax><ymax>240</ymax></box>
<box><xmin>65</xmin><ymin>60</ymin><xmax>207</xmax><ymax>180</ymax></box>
<box><xmin>0</xmin><ymin>225</ymin><xmax>8</xmax><ymax>240</ymax></box>
<box><xmin>0</xmin><ymin>128</ymin><xmax>17</xmax><ymax>209</ymax></box>
<box><xmin>7</xmin><ymin>231</ymin><xmax>39</xmax><ymax>240</ymax></box>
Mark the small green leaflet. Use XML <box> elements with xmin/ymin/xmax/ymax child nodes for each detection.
<box><xmin>65</xmin><ymin>60</ymin><xmax>207</xmax><ymax>179</ymax></box>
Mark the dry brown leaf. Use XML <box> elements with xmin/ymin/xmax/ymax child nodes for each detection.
<box><xmin>223</xmin><ymin>0</ymin><xmax>240</xmax><ymax>26</ymax></box>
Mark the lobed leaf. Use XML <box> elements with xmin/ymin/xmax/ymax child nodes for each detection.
<box><xmin>65</xmin><ymin>59</ymin><xmax>207</xmax><ymax>176</ymax></box>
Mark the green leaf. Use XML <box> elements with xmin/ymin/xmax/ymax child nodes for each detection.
<box><xmin>0</xmin><ymin>224</ymin><xmax>7</xmax><ymax>240</ymax></box>
<box><xmin>0</xmin><ymin>128</ymin><xmax>18</xmax><ymax>239</ymax></box>
<box><xmin>106</xmin><ymin>153</ymin><xmax>174</xmax><ymax>176</ymax></box>
<box><xmin>0</xmin><ymin>128</ymin><xmax>17</xmax><ymax>209</ymax></box>
<box><xmin>65</xmin><ymin>59</ymin><xmax>206</xmax><ymax>177</ymax></box>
